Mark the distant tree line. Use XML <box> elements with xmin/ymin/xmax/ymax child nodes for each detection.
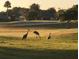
<box><xmin>58</xmin><ymin>5</ymin><xmax>78</xmax><ymax>22</ymax></box>
<box><xmin>0</xmin><ymin>1</ymin><xmax>78</xmax><ymax>22</ymax></box>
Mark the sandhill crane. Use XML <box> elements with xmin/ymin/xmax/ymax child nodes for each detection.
<box><xmin>33</xmin><ymin>31</ymin><xmax>41</xmax><ymax>39</ymax></box>
<box><xmin>22</xmin><ymin>29</ymin><xmax>30</xmax><ymax>40</ymax></box>
<box><xmin>48</xmin><ymin>33</ymin><xmax>52</xmax><ymax>39</ymax></box>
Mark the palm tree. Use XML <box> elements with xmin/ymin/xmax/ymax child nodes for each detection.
<box><xmin>4</xmin><ymin>1</ymin><xmax>11</xmax><ymax>11</ymax></box>
<box><xmin>4</xmin><ymin>1</ymin><xmax>11</xmax><ymax>19</ymax></box>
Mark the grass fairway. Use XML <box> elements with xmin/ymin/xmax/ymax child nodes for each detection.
<box><xmin>0</xmin><ymin>28</ymin><xmax>78</xmax><ymax>59</ymax></box>
<box><xmin>0</xmin><ymin>47</ymin><xmax>77</xmax><ymax>59</ymax></box>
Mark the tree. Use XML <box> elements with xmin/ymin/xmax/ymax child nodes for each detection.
<box><xmin>27</xmin><ymin>3</ymin><xmax>40</xmax><ymax>20</ymax></box>
<box><xmin>4</xmin><ymin>1</ymin><xmax>11</xmax><ymax>12</ymax></box>
<box><xmin>63</xmin><ymin>5</ymin><xmax>78</xmax><ymax>22</ymax></box>
<box><xmin>4</xmin><ymin>1</ymin><xmax>11</xmax><ymax>20</ymax></box>
<box><xmin>57</xmin><ymin>9</ymin><xmax>66</xmax><ymax>21</ymax></box>
<box><xmin>11</xmin><ymin>7</ymin><xmax>29</xmax><ymax>21</ymax></box>
<box><xmin>65</xmin><ymin>5</ymin><xmax>78</xmax><ymax>20</ymax></box>
<box><xmin>57</xmin><ymin>5</ymin><xmax>78</xmax><ymax>23</ymax></box>
<box><xmin>0</xmin><ymin>12</ymin><xmax>10</xmax><ymax>22</ymax></box>
<box><xmin>47</xmin><ymin>8</ymin><xmax>57</xmax><ymax>20</ymax></box>
<box><xmin>30</xmin><ymin>3</ymin><xmax>40</xmax><ymax>11</ymax></box>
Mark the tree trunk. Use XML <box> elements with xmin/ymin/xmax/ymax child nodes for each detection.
<box><xmin>7</xmin><ymin>7</ymin><xmax>9</xmax><ymax>19</ymax></box>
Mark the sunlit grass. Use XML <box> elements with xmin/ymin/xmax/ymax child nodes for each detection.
<box><xmin>0</xmin><ymin>33</ymin><xmax>77</xmax><ymax>50</ymax></box>
<box><xmin>0</xmin><ymin>28</ymin><xmax>77</xmax><ymax>59</ymax></box>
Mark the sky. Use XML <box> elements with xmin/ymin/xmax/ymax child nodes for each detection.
<box><xmin>0</xmin><ymin>0</ymin><xmax>78</xmax><ymax>12</ymax></box>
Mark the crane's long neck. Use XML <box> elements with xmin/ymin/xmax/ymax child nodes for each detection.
<box><xmin>49</xmin><ymin>33</ymin><xmax>51</xmax><ymax>36</ymax></box>
<box><xmin>26</xmin><ymin>29</ymin><xmax>30</xmax><ymax>35</ymax></box>
<box><xmin>27</xmin><ymin>30</ymin><xmax>30</xmax><ymax>34</ymax></box>
<box><xmin>27</xmin><ymin>31</ymin><xmax>29</xmax><ymax>34</ymax></box>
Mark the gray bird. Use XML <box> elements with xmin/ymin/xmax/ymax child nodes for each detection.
<box><xmin>33</xmin><ymin>31</ymin><xmax>41</xmax><ymax>39</ymax></box>
<box><xmin>48</xmin><ymin>33</ymin><xmax>52</xmax><ymax>39</ymax></box>
<box><xmin>22</xmin><ymin>29</ymin><xmax>30</xmax><ymax>40</ymax></box>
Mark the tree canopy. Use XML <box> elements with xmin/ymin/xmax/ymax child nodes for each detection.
<box><xmin>0</xmin><ymin>2</ymin><xmax>78</xmax><ymax>22</ymax></box>
<box><xmin>4</xmin><ymin>1</ymin><xmax>11</xmax><ymax>11</ymax></box>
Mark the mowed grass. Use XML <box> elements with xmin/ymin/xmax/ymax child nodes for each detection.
<box><xmin>0</xmin><ymin>32</ymin><xmax>78</xmax><ymax>59</ymax></box>
<box><xmin>0</xmin><ymin>47</ymin><xmax>77</xmax><ymax>59</ymax></box>
<box><xmin>0</xmin><ymin>33</ymin><xmax>78</xmax><ymax>50</ymax></box>
<box><xmin>0</xmin><ymin>29</ymin><xmax>78</xmax><ymax>59</ymax></box>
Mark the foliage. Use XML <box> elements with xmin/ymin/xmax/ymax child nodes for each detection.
<box><xmin>58</xmin><ymin>5</ymin><xmax>78</xmax><ymax>22</ymax></box>
<box><xmin>4</xmin><ymin>1</ymin><xmax>11</xmax><ymax>21</ymax></box>
<box><xmin>0</xmin><ymin>1</ymin><xmax>78</xmax><ymax>22</ymax></box>
<box><xmin>27</xmin><ymin>3</ymin><xmax>40</xmax><ymax>20</ymax></box>
<box><xmin>4</xmin><ymin>1</ymin><xmax>11</xmax><ymax>10</ymax></box>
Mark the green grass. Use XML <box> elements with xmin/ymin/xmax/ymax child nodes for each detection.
<box><xmin>0</xmin><ymin>47</ymin><xmax>77</xmax><ymax>59</ymax></box>
<box><xmin>0</xmin><ymin>33</ymin><xmax>78</xmax><ymax>59</ymax></box>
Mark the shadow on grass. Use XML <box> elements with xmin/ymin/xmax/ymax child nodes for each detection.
<box><xmin>0</xmin><ymin>47</ymin><xmax>77</xmax><ymax>59</ymax></box>
<box><xmin>3</xmin><ymin>22</ymin><xmax>78</xmax><ymax>29</ymax></box>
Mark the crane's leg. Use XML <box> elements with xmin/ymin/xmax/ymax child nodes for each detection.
<box><xmin>39</xmin><ymin>35</ymin><xmax>41</xmax><ymax>39</ymax></box>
